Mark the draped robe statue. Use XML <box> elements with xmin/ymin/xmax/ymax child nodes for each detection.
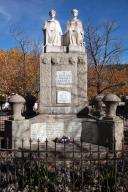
<box><xmin>43</xmin><ymin>10</ymin><xmax>62</xmax><ymax>46</ymax></box>
<box><xmin>65</xmin><ymin>9</ymin><xmax>84</xmax><ymax>46</ymax></box>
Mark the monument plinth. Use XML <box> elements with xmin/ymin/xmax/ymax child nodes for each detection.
<box><xmin>40</xmin><ymin>52</ymin><xmax>87</xmax><ymax>114</ymax></box>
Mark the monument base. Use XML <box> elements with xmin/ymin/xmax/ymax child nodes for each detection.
<box><xmin>40</xmin><ymin>52</ymin><xmax>88</xmax><ymax>114</ymax></box>
<box><xmin>68</xmin><ymin>45</ymin><xmax>85</xmax><ymax>53</ymax></box>
<box><xmin>44</xmin><ymin>45</ymin><xmax>66</xmax><ymax>53</ymax></box>
<box><xmin>5</xmin><ymin>114</ymin><xmax>86</xmax><ymax>149</ymax></box>
<box><xmin>40</xmin><ymin>105</ymin><xmax>87</xmax><ymax>114</ymax></box>
<box><xmin>81</xmin><ymin>117</ymin><xmax>124</xmax><ymax>150</ymax></box>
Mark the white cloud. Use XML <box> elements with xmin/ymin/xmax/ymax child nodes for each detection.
<box><xmin>0</xmin><ymin>7</ymin><xmax>12</xmax><ymax>21</ymax></box>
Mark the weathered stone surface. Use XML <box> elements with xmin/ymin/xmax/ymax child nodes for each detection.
<box><xmin>30</xmin><ymin>115</ymin><xmax>83</xmax><ymax>141</ymax></box>
<box><xmin>40</xmin><ymin>52</ymin><xmax>88</xmax><ymax>114</ymax></box>
<box><xmin>44</xmin><ymin>45</ymin><xmax>66</xmax><ymax>53</ymax></box>
<box><xmin>5</xmin><ymin>120</ymin><xmax>30</xmax><ymax>149</ymax></box>
<box><xmin>81</xmin><ymin>119</ymin><xmax>99</xmax><ymax>144</ymax></box>
<box><xmin>99</xmin><ymin>118</ymin><xmax>124</xmax><ymax>150</ymax></box>
<box><xmin>81</xmin><ymin>117</ymin><xmax>124</xmax><ymax>150</ymax></box>
<box><xmin>5</xmin><ymin>115</ymin><xmax>85</xmax><ymax>149</ymax></box>
<box><xmin>68</xmin><ymin>45</ymin><xmax>85</xmax><ymax>53</ymax></box>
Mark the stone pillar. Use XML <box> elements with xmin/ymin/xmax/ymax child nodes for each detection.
<box><xmin>100</xmin><ymin>93</ymin><xmax>124</xmax><ymax>150</ymax></box>
<box><xmin>81</xmin><ymin>94</ymin><xmax>124</xmax><ymax>151</ymax></box>
<box><xmin>40</xmin><ymin>52</ymin><xmax>88</xmax><ymax>114</ymax></box>
<box><xmin>9</xmin><ymin>94</ymin><xmax>25</xmax><ymax>120</ymax></box>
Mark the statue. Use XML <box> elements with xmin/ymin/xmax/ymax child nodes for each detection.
<box><xmin>65</xmin><ymin>9</ymin><xmax>84</xmax><ymax>46</ymax></box>
<box><xmin>43</xmin><ymin>10</ymin><xmax>62</xmax><ymax>46</ymax></box>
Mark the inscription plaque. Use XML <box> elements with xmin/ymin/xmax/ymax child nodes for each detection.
<box><xmin>57</xmin><ymin>91</ymin><xmax>71</xmax><ymax>103</ymax></box>
<box><xmin>31</xmin><ymin>123</ymin><xmax>46</xmax><ymax>143</ymax></box>
<box><xmin>46</xmin><ymin>122</ymin><xmax>64</xmax><ymax>138</ymax></box>
<box><xmin>56</xmin><ymin>71</ymin><xmax>72</xmax><ymax>86</ymax></box>
<box><xmin>31</xmin><ymin>122</ymin><xmax>64</xmax><ymax>142</ymax></box>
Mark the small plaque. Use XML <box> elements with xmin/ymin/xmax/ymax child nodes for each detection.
<box><xmin>56</xmin><ymin>71</ymin><xmax>72</xmax><ymax>86</ymax></box>
<box><xmin>31</xmin><ymin>123</ymin><xmax>46</xmax><ymax>143</ymax></box>
<box><xmin>31</xmin><ymin>122</ymin><xmax>64</xmax><ymax>142</ymax></box>
<box><xmin>57</xmin><ymin>91</ymin><xmax>71</xmax><ymax>103</ymax></box>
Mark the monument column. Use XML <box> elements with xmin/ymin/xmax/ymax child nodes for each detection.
<box><xmin>40</xmin><ymin>9</ymin><xmax>88</xmax><ymax>115</ymax></box>
<box><xmin>40</xmin><ymin>53</ymin><xmax>87</xmax><ymax>114</ymax></box>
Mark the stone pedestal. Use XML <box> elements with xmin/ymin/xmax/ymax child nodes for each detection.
<box><xmin>81</xmin><ymin>119</ymin><xmax>99</xmax><ymax>144</ymax></box>
<box><xmin>99</xmin><ymin>117</ymin><xmax>124</xmax><ymax>150</ymax></box>
<box><xmin>5</xmin><ymin>120</ymin><xmax>30</xmax><ymax>149</ymax></box>
<box><xmin>40</xmin><ymin>52</ymin><xmax>88</xmax><ymax>114</ymax></box>
<box><xmin>68</xmin><ymin>45</ymin><xmax>85</xmax><ymax>53</ymax></box>
<box><xmin>5</xmin><ymin>115</ymin><xmax>85</xmax><ymax>149</ymax></box>
<box><xmin>81</xmin><ymin>117</ymin><xmax>124</xmax><ymax>150</ymax></box>
<box><xmin>44</xmin><ymin>45</ymin><xmax>67</xmax><ymax>53</ymax></box>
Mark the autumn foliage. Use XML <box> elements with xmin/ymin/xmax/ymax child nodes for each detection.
<box><xmin>88</xmin><ymin>64</ymin><xmax>128</xmax><ymax>98</ymax></box>
<box><xmin>0</xmin><ymin>49</ymin><xmax>39</xmax><ymax>96</ymax></box>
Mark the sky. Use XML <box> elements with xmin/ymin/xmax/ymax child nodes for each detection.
<box><xmin>0</xmin><ymin>0</ymin><xmax>128</xmax><ymax>62</ymax></box>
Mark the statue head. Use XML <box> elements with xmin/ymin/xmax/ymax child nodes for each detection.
<box><xmin>71</xmin><ymin>9</ymin><xmax>78</xmax><ymax>18</ymax></box>
<box><xmin>49</xmin><ymin>9</ymin><xmax>56</xmax><ymax>19</ymax></box>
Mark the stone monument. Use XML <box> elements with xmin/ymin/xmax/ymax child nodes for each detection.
<box><xmin>4</xmin><ymin>10</ymin><xmax>124</xmax><ymax>151</ymax></box>
<box><xmin>37</xmin><ymin>9</ymin><xmax>88</xmax><ymax>143</ymax></box>
<box><xmin>5</xmin><ymin>9</ymin><xmax>88</xmax><ymax>149</ymax></box>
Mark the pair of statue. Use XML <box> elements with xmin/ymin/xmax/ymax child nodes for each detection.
<box><xmin>43</xmin><ymin>9</ymin><xmax>84</xmax><ymax>47</ymax></box>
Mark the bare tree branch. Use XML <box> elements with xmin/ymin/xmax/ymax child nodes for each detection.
<box><xmin>85</xmin><ymin>21</ymin><xmax>125</xmax><ymax>95</ymax></box>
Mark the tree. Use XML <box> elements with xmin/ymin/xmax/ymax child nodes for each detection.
<box><xmin>10</xmin><ymin>25</ymin><xmax>40</xmax><ymax>96</ymax></box>
<box><xmin>0</xmin><ymin>49</ymin><xmax>21</xmax><ymax>95</ymax></box>
<box><xmin>85</xmin><ymin>21</ymin><xmax>126</xmax><ymax>97</ymax></box>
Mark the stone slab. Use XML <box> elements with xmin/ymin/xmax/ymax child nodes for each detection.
<box><xmin>56</xmin><ymin>71</ymin><xmax>72</xmax><ymax>86</ymax></box>
<box><xmin>68</xmin><ymin>45</ymin><xmax>85</xmax><ymax>53</ymax></box>
<box><xmin>99</xmin><ymin>118</ymin><xmax>124</xmax><ymax>150</ymax></box>
<box><xmin>30</xmin><ymin>122</ymin><xmax>65</xmax><ymax>143</ymax></box>
<box><xmin>81</xmin><ymin>119</ymin><xmax>98</xmax><ymax>144</ymax></box>
<box><xmin>44</xmin><ymin>45</ymin><xmax>66</xmax><ymax>53</ymax></box>
<box><xmin>81</xmin><ymin>118</ymin><xmax>124</xmax><ymax>150</ymax></box>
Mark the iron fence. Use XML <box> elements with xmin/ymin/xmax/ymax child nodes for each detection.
<box><xmin>0</xmin><ymin>139</ymin><xmax>128</xmax><ymax>192</ymax></box>
<box><xmin>0</xmin><ymin>102</ymin><xmax>128</xmax><ymax>191</ymax></box>
<box><xmin>0</xmin><ymin>101</ymin><xmax>12</xmax><ymax>149</ymax></box>
<box><xmin>0</xmin><ymin>101</ymin><xmax>12</xmax><ymax>129</ymax></box>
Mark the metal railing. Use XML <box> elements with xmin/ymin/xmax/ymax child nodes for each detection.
<box><xmin>0</xmin><ymin>139</ymin><xmax>128</xmax><ymax>192</ymax></box>
<box><xmin>0</xmin><ymin>101</ymin><xmax>12</xmax><ymax>129</ymax></box>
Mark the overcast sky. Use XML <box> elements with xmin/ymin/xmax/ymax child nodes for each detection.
<box><xmin>0</xmin><ymin>0</ymin><xmax>128</xmax><ymax>62</ymax></box>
